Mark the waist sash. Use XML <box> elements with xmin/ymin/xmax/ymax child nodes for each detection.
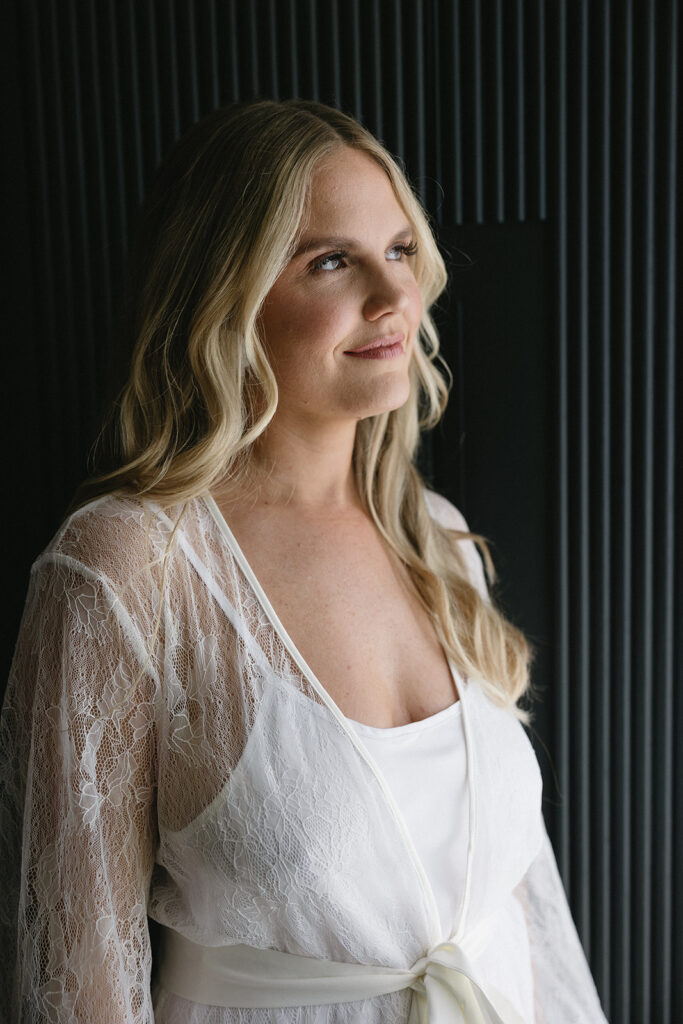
<box><xmin>157</xmin><ymin>925</ymin><xmax>526</xmax><ymax>1023</ymax></box>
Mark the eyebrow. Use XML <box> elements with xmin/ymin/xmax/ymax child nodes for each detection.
<box><xmin>291</xmin><ymin>225</ymin><xmax>414</xmax><ymax>259</ymax></box>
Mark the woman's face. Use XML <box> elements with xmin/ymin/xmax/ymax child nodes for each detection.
<box><xmin>258</xmin><ymin>147</ymin><xmax>423</xmax><ymax>430</ymax></box>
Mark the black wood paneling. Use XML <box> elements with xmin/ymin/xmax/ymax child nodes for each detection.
<box><xmin>3</xmin><ymin>2</ymin><xmax>680</xmax><ymax>1019</ymax></box>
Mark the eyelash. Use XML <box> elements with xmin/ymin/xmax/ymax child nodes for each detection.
<box><xmin>311</xmin><ymin>240</ymin><xmax>419</xmax><ymax>273</ymax></box>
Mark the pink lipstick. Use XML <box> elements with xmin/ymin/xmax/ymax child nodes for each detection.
<box><xmin>345</xmin><ymin>333</ymin><xmax>405</xmax><ymax>360</ymax></box>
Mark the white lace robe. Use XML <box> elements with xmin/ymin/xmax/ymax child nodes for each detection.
<box><xmin>0</xmin><ymin>491</ymin><xmax>608</xmax><ymax>1023</ymax></box>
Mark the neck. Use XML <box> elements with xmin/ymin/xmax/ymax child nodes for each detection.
<box><xmin>218</xmin><ymin>414</ymin><xmax>363</xmax><ymax>512</ymax></box>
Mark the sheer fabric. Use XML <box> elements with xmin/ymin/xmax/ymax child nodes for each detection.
<box><xmin>0</xmin><ymin>490</ymin><xmax>608</xmax><ymax>1022</ymax></box>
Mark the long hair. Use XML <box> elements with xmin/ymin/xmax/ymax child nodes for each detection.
<box><xmin>69</xmin><ymin>99</ymin><xmax>532</xmax><ymax>717</ymax></box>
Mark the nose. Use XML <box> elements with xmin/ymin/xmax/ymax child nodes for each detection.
<box><xmin>362</xmin><ymin>262</ymin><xmax>411</xmax><ymax>321</ymax></box>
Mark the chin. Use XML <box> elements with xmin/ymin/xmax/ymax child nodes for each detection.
<box><xmin>354</xmin><ymin>377</ymin><xmax>412</xmax><ymax>420</ymax></box>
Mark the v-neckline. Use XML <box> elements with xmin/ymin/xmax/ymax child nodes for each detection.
<box><xmin>198</xmin><ymin>492</ymin><xmax>479</xmax><ymax>946</ymax></box>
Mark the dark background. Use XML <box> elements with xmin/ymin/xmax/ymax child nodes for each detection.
<box><xmin>1</xmin><ymin>2</ymin><xmax>680</xmax><ymax>1021</ymax></box>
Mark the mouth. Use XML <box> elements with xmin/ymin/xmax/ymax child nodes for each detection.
<box><xmin>344</xmin><ymin>333</ymin><xmax>406</xmax><ymax>360</ymax></box>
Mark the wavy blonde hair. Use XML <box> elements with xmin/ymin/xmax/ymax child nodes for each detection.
<box><xmin>70</xmin><ymin>99</ymin><xmax>532</xmax><ymax>716</ymax></box>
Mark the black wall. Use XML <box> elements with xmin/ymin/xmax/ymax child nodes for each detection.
<box><xmin>2</xmin><ymin>2</ymin><xmax>680</xmax><ymax>1020</ymax></box>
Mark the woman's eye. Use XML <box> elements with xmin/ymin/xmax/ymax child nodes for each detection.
<box><xmin>386</xmin><ymin>240</ymin><xmax>419</xmax><ymax>261</ymax></box>
<box><xmin>311</xmin><ymin>241</ymin><xmax>418</xmax><ymax>272</ymax></box>
<box><xmin>312</xmin><ymin>252</ymin><xmax>347</xmax><ymax>272</ymax></box>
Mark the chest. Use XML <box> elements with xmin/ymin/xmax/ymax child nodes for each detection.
<box><xmin>157</xmin><ymin>655</ymin><xmax>543</xmax><ymax>954</ymax></box>
<box><xmin>225</xmin><ymin>508</ymin><xmax>458</xmax><ymax>727</ymax></box>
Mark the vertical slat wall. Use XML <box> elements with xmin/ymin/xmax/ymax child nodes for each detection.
<box><xmin>547</xmin><ymin>4</ymin><xmax>680</xmax><ymax>1021</ymax></box>
<box><xmin>7</xmin><ymin>2</ymin><xmax>680</xmax><ymax>1021</ymax></box>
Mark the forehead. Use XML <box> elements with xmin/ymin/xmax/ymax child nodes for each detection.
<box><xmin>303</xmin><ymin>147</ymin><xmax>408</xmax><ymax>230</ymax></box>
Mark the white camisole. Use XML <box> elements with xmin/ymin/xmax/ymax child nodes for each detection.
<box><xmin>346</xmin><ymin>699</ymin><xmax>468</xmax><ymax>939</ymax></box>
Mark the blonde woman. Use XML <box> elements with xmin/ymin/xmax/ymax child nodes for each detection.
<box><xmin>0</xmin><ymin>100</ymin><xmax>607</xmax><ymax>1023</ymax></box>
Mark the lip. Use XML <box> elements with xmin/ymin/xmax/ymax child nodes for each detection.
<box><xmin>344</xmin><ymin>333</ymin><xmax>406</xmax><ymax>356</ymax></box>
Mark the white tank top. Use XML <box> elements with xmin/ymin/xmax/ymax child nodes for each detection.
<box><xmin>346</xmin><ymin>699</ymin><xmax>468</xmax><ymax>939</ymax></box>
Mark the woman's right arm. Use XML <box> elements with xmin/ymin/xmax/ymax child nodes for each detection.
<box><xmin>0</xmin><ymin>556</ymin><xmax>159</xmax><ymax>1023</ymax></box>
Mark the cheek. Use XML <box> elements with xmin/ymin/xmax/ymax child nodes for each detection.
<box><xmin>269</xmin><ymin>291</ymin><xmax>345</xmax><ymax>347</ymax></box>
<box><xmin>408</xmin><ymin>280</ymin><xmax>424</xmax><ymax>327</ymax></box>
<box><xmin>291</xmin><ymin>298</ymin><xmax>344</xmax><ymax>342</ymax></box>
<box><xmin>261</xmin><ymin>298</ymin><xmax>347</xmax><ymax>393</ymax></box>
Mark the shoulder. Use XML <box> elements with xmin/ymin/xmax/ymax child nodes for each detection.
<box><xmin>423</xmin><ymin>488</ymin><xmax>470</xmax><ymax>532</ymax></box>
<box><xmin>20</xmin><ymin>494</ymin><xmax>200</xmax><ymax>674</ymax></box>
<box><xmin>33</xmin><ymin>492</ymin><xmax>184</xmax><ymax>592</ymax></box>
<box><xmin>423</xmin><ymin>488</ymin><xmax>490</xmax><ymax>602</ymax></box>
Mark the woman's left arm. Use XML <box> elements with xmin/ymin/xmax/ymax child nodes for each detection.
<box><xmin>514</xmin><ymin>822</ymin><xmax>609</xmax><ymax>1023</ymax></box>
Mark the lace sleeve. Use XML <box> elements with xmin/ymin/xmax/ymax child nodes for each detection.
<box><xmin>0</xmin><ymin>555</ymin><xmax>159</xmax><ymax>1023</ymax></box>
<box><xmin>515</xmin><ymin>822</ymin><xmax>608</xmax><ymax>1023</ymax></box>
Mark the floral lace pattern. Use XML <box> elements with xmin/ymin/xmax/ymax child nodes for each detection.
<box><xmin>1</xmin><ymin>492</ymin><xmax>607</xmax><ymax>1022</ymax></box>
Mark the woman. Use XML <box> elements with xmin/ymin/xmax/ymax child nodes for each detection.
<box><xmin>0</xmin><ymin>100</ymin><xmax>607</xmax><ymax>1022</ymax></box>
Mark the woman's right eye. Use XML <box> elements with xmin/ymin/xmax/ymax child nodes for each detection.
<box><xmin>311</xmin><ymin>251</ymin><xmax>348</xmax><ymax>272</ymax></box>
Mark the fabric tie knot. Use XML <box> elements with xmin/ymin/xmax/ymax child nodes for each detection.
<box><xmin>407</xmin><ymin>940</ymin><xmax>526</xmax><ymax>1024</ymax></box>
<box><xmin>156</xmin><ymin>926</ymin><xmax>527</xmax><ymax>1022</ymax></box>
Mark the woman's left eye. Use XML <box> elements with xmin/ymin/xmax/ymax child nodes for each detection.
<box><xmin>386</xmin><ymin>240</ymin><xmax>419</xmax><ymax>261</ymax></box>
